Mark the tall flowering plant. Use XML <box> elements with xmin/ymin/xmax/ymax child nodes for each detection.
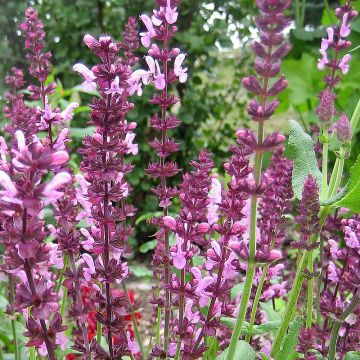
<box><xmin>73</xmin><ymin>33</ymin><xmax>141</xmax><ymax>358</ymax></box>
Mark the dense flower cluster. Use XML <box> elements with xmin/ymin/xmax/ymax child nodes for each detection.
<box><xmin>74</xmin><ymin>33</ymin><xmax>139</xmax><ymax>358</ymax></box>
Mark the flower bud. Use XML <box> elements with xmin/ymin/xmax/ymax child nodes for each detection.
<box><xmin>335</xmin><ymin>113</ymin><xmax>352</xmax><ymax>143</ymax></box>
<box><xmin>163</xmin><ymin>215</ymin><xmax>177</xmax><ymax>230</ymax></box>
<box><xmin>315</xmin><ymin>88</ymin><xmax>335</xmax><ymax>124</ymax></box>
<box><xmin>197</xmin><ymin>222</ymin><xmax>210</xmax><ymax>233</ymax></box>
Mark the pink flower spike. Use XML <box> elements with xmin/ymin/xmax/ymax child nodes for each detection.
<box><xmin>338</xmin><ymin>54</ymin><xmax>351</xmax><ymax>74</ymax></box>
<box><xmin>51</xmin><ymin>151</ymin><xmax>69</xmax><ymax>166</ymax></box>
<box><xmin>73</xmin><ymin>63</ymin><xmax>97</xmax><ymax>91</ymax></box>
<box><xmin>174</xmin><ymin>53</ymin><xmax>188</xmax><ymax>83</ymax></box>
<box><xmin>340</xmin><ymin>13</ymin><xmax>351</xmax><ymax>38</ymax></box>
<box><xmin>165</xmin><ymin>0</ymin><xmax>178</xmax><ymax>24</ymax></box>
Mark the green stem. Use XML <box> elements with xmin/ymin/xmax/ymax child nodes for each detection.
<box><xmin>55</xmin><ymin>254</ymin><xmax>69</xmax><ymax>292</ymax></box>
<box><xmin>226</xmin><ymin>120</ymin><xmax>264</xmax><ymax>360</ymax></box>
<box><xmin>328</xmin><ymin>294</ymin><xmax>360</xmax><ymax>360</ymax></box>
<box><xmin>97</xmin><ymin>321</ymin><xmax>102</xmax><ymax>345</ymax></box>
<box><xmin>9</xmin><ymin>277</ymin><xmax>19</xmax><ymax>360</ymax></box>
<box><xmin>226</xmin><ymin>262</ymin><xmax>256</xmax><ymax>360</ymax></box>
<box><xmin>300</xmin><ymin>0</ymin><xmax>306</xmax><ymax>27</ymax></box>
<box><xmin>306</xmin><ymin>250</ymin><xmax>314</xmax><ymax>328</ymax></box>
<box><xmin>60</xmin><ymin>287</ymin><xmax>68</xmax><ymax>319</ymax></box>
<box><xmin>28</xmin><ymin>308</ymin><xmax>36</xmax><ymax>360</ymax></box>
<box><xmin>321</xmin><ymin>139</ymin><xmax>329</xmax><ymax>200</ymax></box>
<box><xmin>271</xmin><ymin>251</ymin><xmax>308</xmax><ymax>358</ymax></box>
<box><xmin>121</xmin><ymin>282</ymin><xmax>145</xmax><ymax>359</ymax></box>
<box><xmin>155</xmin><ymin>306</ymin><xmax>161</xmax><ymax>344</ymax></box>
<box><xmin>174</xmin><ymin>339</ymin><xmax>181</xmax><ymax>360</ymax></box>
<box><xmin>245</xmin><ymin>263</ymin><xmax>269</xmax><ymax>342</ymax></box>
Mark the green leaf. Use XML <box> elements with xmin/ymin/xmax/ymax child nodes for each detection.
<box><xmin>135</xmin><ymin>211</ymin><xmax>162</xmax><ymax>225</ymax></box>
<box><xmin>285</xmin><ymin>120</ymin><xmax>322</xmax><ymax>199</ymax></box>
<box><xmin>129</xmin><ymin>265</ymin><xmax>152</xmax><ymax>278</ymax></box>
<box><xmin>220</xmin><ymin>317</ymin><xmax>280</xmax><ymax>336</ymax></box>
<box><xmin>70</xmin><ymin>126</ymin><xmax>96</xmax><ymax>138</ymax></box>
<box><xmin>275</xmin><ymin>316</ymin><xmax>302</xmax><ymax>360</ymax></box>
<box><xmin>216</xmin><ymin>340</ymin><xmax>255</xmax><ymax>360</ymax></box>
<box><xmin>204</xmin><ymin>337</ymin><xmax>218</xmax><ymax>360</ymax></box>
<box><xmin>139</xmin><ymin>240</ymin><xmax>157</xmax><ymax>253</ymax></box>
<box><xmin>320</xmin><ymin>181</ymin><xmax>349</xmax><ymax>206</ymax></box>
<box><xmin>344</xmin><ymin>351</ymin><xmax>360</xmax><ymax>360</ymax></box>
<box><xmin>333</xmin><ymin>154</ymin><xmax>360</xmax><ymax>212</ymax></box>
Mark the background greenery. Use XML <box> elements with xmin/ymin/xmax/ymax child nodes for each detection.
<box><xmin>1</xmin><ymin>0</ymin><xmax>360</xmax><ymax>248</ymax></box>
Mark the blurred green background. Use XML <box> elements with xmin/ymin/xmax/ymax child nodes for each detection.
<box><xmin>1</xmin><ymin>0</ymin><xmax>360</xmax><ymax>249</ymax></box>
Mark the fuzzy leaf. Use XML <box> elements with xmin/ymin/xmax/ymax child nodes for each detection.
<box><xmin>285</xmin><ymin>120</ymin><xmax>322</xmax><ymax>199</ymax></box>
<box><xmin>216</xmin><ymin>340</ymin><xmax>255</xmax><ymax>360</ymax></box>
<box><xmin>333</xmin><ymin>153</ymin><xmax>360</xmax><ymax>212</ymax></box>
<box><xmin>320</xmin><ymin>181</ymin><xmax>349</xmax><ymax>206</ymax></box>
<box><xmin>344</xmin><ymin>351</ymin><xmax>360</xmax><ymax>360</ymax></box>
<box><xmin>275</xmin><ymin>315</ymin><xmax>302</xmax><ymax>360</ymax></box>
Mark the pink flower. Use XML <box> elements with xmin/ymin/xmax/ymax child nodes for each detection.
<box><xmin>163</xmin><ymin>215</ymin><xmax>177</xmax><ymax>230</ymax></box>
<box><xmin>344</xmin><ymin>226</ymin><xmax>359</xmax><ymax>248</ymax></box>
<box><xmin>126</xmin><ymin>331</ymin><xmax>140</xmax><ymax>355</ymax></box>
<box><xmin>170</xmin><ymin>235</ymin><xmax>187</xmax><ymax>270</ymax></box>
<box><xmin>51</xmin><ymin>151</ymin><xmax>69</xmax><ymax>166</ymax></box>
<box><xmin>338</xmin><ymin>54</ymin><xmax>351</xmax><ymax>74</ymax></box>
<box><xmin>104</xmin><ymin>76</ymin><xmax>123</xmax><ymax>95</ymax></box>
<box><xmin>145</xmin><ymin>56</ymin><xmax>166</xmax><ymax>90</ymax></box>
<box><xmin>317</xmin><ymin>49</ymin><xmax>328</xmax><ymax>70</ymax></box>
<box><xmin>61</xmin><ymin>102</ymin><xmax>79</xmax><ymax>121</ymax></box>
<box><xmin>73</xmin><ymin>63</ymin><xmax>97</xmax><ymax>91</ymax></box>
<box><xmin>174</xmin><ymin>53</ymin><xmax>188</xmax><ymax>83</ymax></box>
<box><xmin>43</xmin><ymin>172</ymin><xmax>72</xmax><ymax>204</ymax></box>
<box><xmin>139</xmin><ymin>14</ymin><xmax>157</xmax><ymax>47</ymax></box>
<box><xmin>0</xmin><ymin>170</ymin><xmax>17</xmax><ymax>197</ymax></box>
<box><xmin>164</xmin><ymin>0</ymin><xmax>178</xmax><ymax>24</ymax></box>
<box><xmin>80</xmin><ymin>228</ymin><xmax>95</xmax><ymax>251</ymax></box>
<box><xmin>81</xmin><ymin>253</ymin><xmax>96</xmax><ymax>281</ymax></box>
<box><xmin>340</xmin><ymin>13</ymin><xmax>351</xmax><ymax>38</ymax></box>
<box><xmin>124</xmin><ymin>132</ymin><xmax>138</xmax><ymax>155</ymax></box>
<box><xmin>184</xmin><ymin>299</ymin><xmax>200</xmax><ymax>324</ymax></box>
<box><xmin>321</xmin><ymin>27</ymin><xmax>334</xmax><ymax>51</ymax></box>
<box><xmin>191</xmin><ymin>267</ymin><xmax>214</xmax><ymax>307</ymax></box>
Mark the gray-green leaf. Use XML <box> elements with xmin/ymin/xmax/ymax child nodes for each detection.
<box><xmin>285</xmin><ymin>120</ymin><xmax>322</xmax><ymax>199</ymax></box>
<box><xmin>216</xmin><ymin>340</ymin><xmax>255</xmax><ymax>360</ymax></box>
<box><xmin>333</xmin><ymin>153</ymin><xmax>360</xmax><ymax>212</ymax></box>
<box><xmin>344</xmin><ymin>351</ymin><xmax>360</xmax><ymax>360</ymax></box>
